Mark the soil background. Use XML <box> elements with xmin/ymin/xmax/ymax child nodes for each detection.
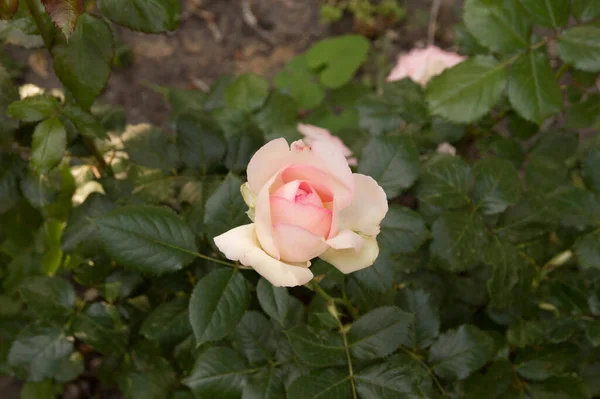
<box><xmin>1</xmin><ymin>0</ymin><xmax>460</xmax><ymax>397</ymax></box>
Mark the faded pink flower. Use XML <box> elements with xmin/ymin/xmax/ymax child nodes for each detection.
<box><xmin>297</xmin><ymin>123</ymin><xmax>358</xmax><ymax>166</ymax></box>
<box><xmin>387</xmin><ymin>45</ymin><xmax>466</xmax><ymax>87</ymax></box>
<box><xmin>214</xmin><ymin>138</ymin><xmax>388</xmax><ymax>287</ymax></box>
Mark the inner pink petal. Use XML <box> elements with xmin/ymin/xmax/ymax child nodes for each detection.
<box><xmin>272</xmin><ymin>223</ymin><xmax>328</xmax><ymax>263</ymax></box>
<box><xmin>281</xmin><ymin>165</ymin><xmax>335</xmax><ymax>203</ymax></box>
<box><xmin>270</xmin><ymin>196</ymin><xmax>332</xmax><ymax>238</ymax></box>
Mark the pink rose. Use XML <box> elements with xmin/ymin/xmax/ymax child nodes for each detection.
<box><xmin>387</xmin><ymin>45</ymin><xmax>466</xmax><ymax>87</ymax></box>
<box><xmin>214</xmin><ymin>138</ymin><xmax>388</xmax><ymax>287</ymax></box>
<box><xmin>297</xmin><ymin>123</ymin><xmax>358</xmax><ymax>166</ymax></box>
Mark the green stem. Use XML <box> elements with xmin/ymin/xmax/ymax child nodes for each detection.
<box><xmin>193</xmin><ymin>252</ymin><xmax>250</xmax><ymax>269</ymax></box>
<box><xmin>24</xmin><ymin>0</ymin><xmax>52</xmax><ymax>48</ymax></box>
<box><xmin>338</xmin><ymin>317</ymin><xmax>358</xmax><ymax>399</ymax></box>
<box><xmin>555</xmin><ymin>63</ymin><xmax>570</xmax><ymax>80</ymax></box>
<box><xmin>399</xmin><ymin>346</ymin><xmax>447</xmax><ymax>396</ymax></box>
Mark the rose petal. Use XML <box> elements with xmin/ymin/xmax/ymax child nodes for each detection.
<box><xmin>387</xmin><ymin>46</ymin><xmax>466</xmax><ymax>86</ymax></box>
<box><xmin>273</xmin><ymin>223</ymin><xmax>328</xmax><ymax>263</ymax></box>
<box><xmin>214</xmin><ymin>224</ymin><xmax>313</xmax><ymax>287</ymax></box>
<box><xmin>247</xmin><ymin>138</ymin><xmax>290</xmax><ymax>194</ymax></box>
<box><xmin>270</xmin><ymin>196</ymin><xmax>332</xmax><ymax>238</ymax></box>
<box><xmin>298</xmin><ymin>123</ymin><xmax>354</xmax><ymax>159</ymax></box>
<box><xmin>255</xmin><ymin>170</ymin><xmax>283</xmax><ymax>260</ymax></box>
<box><xmin>282</xmin><ymin>164</ymin><xmax>352</xmax><ymax>208</ymax></box>
<box><xmin>326</xmin><ymin>229</ymin><xmax>364</xmax><ymax>251</ymax></box>
<box><xmin>320</xmin><ymin>235</ymin><xmax>379</xmax><ymax>274</ymax></box>
<box><xmin>338</xmin><ymin>174</ymin><xmax>388</xmax><ymax>236</ymax></box>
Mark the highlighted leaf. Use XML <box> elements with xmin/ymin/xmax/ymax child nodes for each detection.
<box><xmin>42</xmin><ymin>0</ymin><xmax>81</xmax><ymax>38</ymax></box>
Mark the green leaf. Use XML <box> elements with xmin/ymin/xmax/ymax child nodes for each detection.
<box><xmin>357</xmin><ymin>80</ymin><xmax>428</xmax><ymax>135</ymax></box>
<box><xmin>547</xmin><ymin>186</ymin><xmax>600</xmax><ymax>228</ymax></box>
<box><xmin>203</xmin><ymin>173</ymin><xmax>248</xmax><ymax>237</ymax></box>
<box><xmin>285</xmin><ymin>326</ymin><xmax>345</xmax><ymax>367</ymax></box>
<box><xmin>254</xmin><ymin>91</ymin><xmax>299</xmax><ymax>141</ymax></box>
<box><xmin>508</xmin><ymin>50</ymin><xmax>562</xmax><ymax>124</ymax></box>
<box><xmin>557</xmin><ymin>27</ymin><xmax>600</xmax><ymax>72</ymax></box>
<box><xmin>306</xmin><ymin>34</ymin><xmax>370</xmax><ymax>89</ymax></box>
<box><xmin>118</xmin><ymin>346</ymin><xmax>177</xmax><ymax>399</ymax></box>
<box><xmin>287</xmin><ymin>368</ymin><xmax>351</xmax><ymax>399</ymax></box>
<box><xmin>416</xmin><ymin>156</ymin><xmax>472</xmax><ymax>209</ymax></box>
<box><xmin>473</xmin><ymin>157</ymin><xmax>521</xmax><ymax>215</ymax></box>
<box><xmin>348</xmin><ymin>306</ymin><xmax>411</xmax><ymax>361</ymax></box>
<box><xmin>242</xmin><ymin>368</ymin><xmax>286</xmax><ymax>399</ymax></box>
<box><xmin>97</xmin><ymin>0</ymin><xmax>180</xmax><ymax>33</ymax></box>
<box><xmin>232</xmin><ymin>311</ymin><xmax>276</xmax><ymax>365</ymax></box>
<box><xmin>431</xmin><ymin>210</ymin><xmax>488</xmax><ymax>272</ymax></box>
<box><xmin>357</xmin><ymin>136</ymin><xmax>420</xmax><ymax>198</ymax></box>
<box><xmin>97</xmin><ymin>206</ymin><xmax>197</xmax><ymax>275</ymax></box>
<box><xmin>30</xmin><ymin>116</ymin><xmax>66</xmax><ymax>173</ymax></box>
<box><xmin>225</xmin><ymin>74</ymin><xmax>270</xmax><ymax>112</ymax></box>
<box><xmin>397</xmin><ymin>288</ymin><xmax>440</xmax><ymax>349</ymax></box>
<box><xmin>122</xmin><ymin>124</ymin><xmax>177</xmax><ymax>173</ymax></box>
<box><xmin>583</xmin><ymin>149</ymin><xmax>600</xmax><ymax>194</ymax></box>
<box><xmin>527</xmin><ymin>375</ymin><xmax>591</xmax><ymax>399</ymax></box>
<box><xmin>274</xmin><ymin>55</ymin><xmax>325</xmax><ymax>109</ymax></box>
<box><xmin>379</xmin><ymin>205</ymin><xmax>429</xmax><ymax>254</ymax></box>
<box><xmin>0</xmin><ymin>153</ymin><xmax>24</xmax><ymax>213</ymax></box>
<box><xmin>61</xmin><ymin>193</ymin><xmax>115</xmax><ymax>252</ymax></box>
<box><xmin>483</xmin><ymin>238</ymin><xmax>529</xmax><ymax>308</ymax></box>
<box><xmin>427</xmin><ymin>55</ymin><xmax>507</xmax><ymax>123</ymax></box>
<box><xmin>507</xmin><ymin>318</ymin><xmax>580</xmax><ymax>348</ymax></box>
<box><xmin>42</xmin><ymin>0</ymin><xmax>81</xmax><ymax>38</ymax></box>
<box><xmin>572</xmin><ymin>0</ymin><xmax>600</xmax><ymax>21</ymax></box>
<box><xmin>256</xmin><ymin>278</ymin><xmax>303</xmax><ymax>328</ymax></box>
<box><xmin>464</xmin><ymin>0</ymin><xmax>531</xmax><ymax>53</ymax></box>
<box><xmin>19</xmin><ymin>276</ymin><xmax>75</xmax><ymax>319</ymax></box>
<box><xmin>60</xmin><ymin>105</ymin><xmax>107</xmax><ymax>139</ymax></box>
<box><xmin>140</xmin><ymin>297</ymin><xmax>192</xmax><ymax>346</ymax></box>
<box><xmin>176</xmin><ymin>113</ymin><xmax>226</xmax><ymax>172</ymax></box>
<box><xmin>183</xmin><ymin>347</ymin><xmax>249</xmax><ymax>399</ymax></box>
<box><xmin>72</xmin><ymin>302</ymin><xmax>128</xmax><ymax>355</ymax></box>
<box><xmin>51</xmin><ymin>14</ymin><xmax>113</xmax><ymax>109</ymax></box>
<box><xmin>463</xmin><ymin>361</ymin><xmax>513</xmax><ymax>399</ymax></box>
<box><xmin>429</xmin><ymin>324</ymin><xmax>495</xmax><ymax>380</ymax></box>
<box><xmin>8</xmin><ymin>325</ymin><xmax>73</xmax><ymax>381</ymax></box>
<box><xmin>7</xmin><ymin>95</ymin><xmax>59</xmax><ymax>122</ymax></box>
<box><xmin>54</xmin><ymin>351</ymin><xmax>84</xmax><ymax>383</ymax></box>
<box><xmin>223</xmin><ymin>123</ymin><xmax>264</xmax><ymax>173</ymax></box>
<box><xmin>574</xmin><ymin>230</ymin><xmax>600</xmax><ymax>270</ymax></box>
<box><xmin>20</xmin><ymin>380</ymin><xmax>57</xmax><ymax>399</ymax></box>
<box><xmin>189</xmin><ymin>268</ymin><xmax>250</xmax><ymax>345</ymax></box>
<box><xmin>515</xmin><ymin>344</ymin><xmax>578</xmax><ymax>381</ymax></box>
<box><xmin>518</xmin><ymin>0</ymin><xmax>569</xmax><ymax>28</ymax></box>
<box><xmin>355</xmin><ymin>354</ymin><xmax>434</xmax><ymax>399</ymax></box>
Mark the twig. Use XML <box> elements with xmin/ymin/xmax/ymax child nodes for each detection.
<box><xmin>427</xmin><ymin>0</ymin><xmax>442</xmax><ymax>46</ymax></box>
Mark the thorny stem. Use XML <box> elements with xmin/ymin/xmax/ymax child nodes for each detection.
<box><xmin>399</xmin><ymin>346</ymin><xmax>448</xmax><ymax>397</ymax></box>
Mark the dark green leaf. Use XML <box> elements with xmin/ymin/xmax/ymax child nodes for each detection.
<box><xmin>19</xmin><ymin>276</ymin><xmax>75</xmax><ymax>319</ymax></box>
<box><xmin>357</xmin><ymin>136</ymin><xmax>420</xmax><ymax>198</ymax></box>
<box><xmin>557</xmin><ymin>27</ymin><xmax>600</xmax><ymax>72</ymax></box>
<box><xmin>355</xmin><ymin>354</ymin><xmax>434</xmax><ymax>399</ymax></box>
<box><xmin>508</xmin><ymin>50</ymin><xmax>562</xmax><ymax>124</ymax></box>
<box><xmin>118</xmin><ymin>346</ymin><xmax>177</xmax><ymax>399</ymax></box>
<box><xmin>42</xmin><ymin>0</ymin><xmax>81</xmax><ymax>38</ymax></box>
<box><xmin>8</xmin><ymin>325</ymin><xmax>73</xmax><ymax>381</ymax></box>
<box><xmin>97</xmin><ymin>206</ymin><xmax>197</xmax><ymax>275</ymax></box>
<box><xmin>397</xmin><ymin>288</ymin><xmax>440</xmax><ymax>349</ymax></box>
<box><xmin>189</xmin><ymin>268</ymin><xmax>250</xmax><ymax>345</ymax></box>
<box><xmin>51</xmin><ymin>14</ymin><xmax>113</xmax><ymax>109</ymax></box>
<box><xmin>256</xmin><ymin>278</ymin><xmax>303</xmax><ymax>328</ymax></box>
<box><xmin>242</xmin><ymin>368</ymin><xmax>285</xmax><ymax>399</ymax></box>
<box><xmin>140</xmin><ymin>297</ymin><xmax>192</xmax><ymax>345</ymax></box>
<box><xmin>183</xmin><ymin>347</ymin><xmax>249</xmax><ymax>399</ymax></box>
<box><xmin>348</xmin><ymin>306</ymin><xmax>411</xmax><ymax>361</ymax></box>
<box><xmin>60</xmin><ymin>105</ymin><xmax>107</xmax><ymax>139</ymax></box>
<box><xmin>583</xmin><ymin>149</ymin><xmax>600</xmax><ymax>194</ymax></box>
<box><xmin>274</xmin><ymin>55</ymin><xmax>325</xmax><ymax>109</ymax></box>
<box><xmin>574</xmin><ymin>230</ymin><xmax>600</xmax><ymax>270</ymax></box>
<box><xmin>527</xmin><ymin>375</ymin><xmax>591</xmax><ymax>399</ymax></box>
<box><xmin>7</xmin><ymin>95</ymin><xmax>59</xmax><ymax>122</ymax></box>
<box><xmin>122</xmin><ymin>124</ymin><xmax>177</xmax><ymax>173</ymax></box>
<box><xmin>463</xmin><ymin>361</ymin><xmax>513</xmax><ymax>399</ymax></box>
<box><xmin>0</xmin><ymin>153</ymin><xmax>23</xmax><ymax>213</ymax></box>
<box><xmin>72</xmin><ymin>302</ymin><xmax>128</xmax><ymax>355</ymax></box>
<box><xmin>203</xmin><ymin>173</ymin><xmax>248</xmax><ymax>237</ymax></box>
<box><xmin>417</xmin><ymin>156</ymin><xmax>472</xmax><ymax>209</ymax></box>
<box><xmin>572</xmin><ymin>0</ymin><xmax>600</xmax><ymax>21</ymax></box>
<box><xmin>287</xmin><ymin>368</ymin><xmax>351</xmax><ymax>399</ymax></box>
<box><xmin>473</xmin><ymin>157</ymin><xmax>521</xmax><ymax>215</ymax></box>
<box><xmin>254</xmin><ymin>91</ymin><xmax>299</xmax><ymax>141</ymax></box>
<box><xmin>429</xmin><ymin>324</ymin><xmax>495</xmax><ymax>380</ymax></box>
<box><xmin>30</xmin><ymin>116</ymin><xmax>66</xmax><ymax>173</ymax></box>
<box><xmin>305</xmin><ymin>34</ymin><xmax>370</xmax><ymax>89</ymax></box>
<box><xmin>62</xmin><ymin>193</ymin><xmax>114</xmax><ymax>251</ymax></box>
<box><xmin>464</xmin><ymin>0</ymin><xmax>531</xmax><ymax>53</ymax></box>
<box><xmin>547</xmin><ymin>186</ymin><xmax>600</xmax><ymax>228</ymax></box>
<box><xmin>232</xmin><ymin>311</ymin><xmax>276</xmax><ymax>365</ymax></box>
<box><xmin>176</xmin><ymin>113</ymin><xmax>226</xmax><ymax>172</ymax></box>
<box><xmin>97</xmin><ymin>0</ymin><xmax>180</xmax><ymax>33</ymax></box>
<box><xmin>379</xmin><ymin>205</ymin><xmax>429</xmax><ymax>254</ymax></box>
<box><xmin>515</xmin><ymin>344</ymin><xmax>578</xmax><ymax>381</ymax></box>
<box><xmin>285</xmin><ymin>326</ymin><xmax>345</xmax><ymax>367</ymax></box>
<box><xmin>518</xmin><ymin>0</ymin><xmax>569</xmax><ymax>28</ymax></box>
<box><xmin>225</xmin><ymin>74</ymin><xmax>270</xmax><ymax>112</ymax></box>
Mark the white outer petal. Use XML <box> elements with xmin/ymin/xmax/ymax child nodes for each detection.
<box><xmin>338</xmin><ymin>174</ymin><xmax>388</xmax><ymax>236</ymax></box>
<box><xmin>214</xmin><ymin>224</ymin><xmax>313</xmax><ymax>287</ymax></box>
<box><xmin>326</xmin><ymin>229</ymin><xmax>364</xmax><ymax>251</ymax></box>
<box><xmin>320</xmin><ymin>235</ymin><xmax>379</xmax><ymax>274</ymax></box>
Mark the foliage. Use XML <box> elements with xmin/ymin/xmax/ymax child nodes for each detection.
<box><xmin>1</xmin><ymin>0</ymin><xmax>600</xmax><ymax>398</ymax></box>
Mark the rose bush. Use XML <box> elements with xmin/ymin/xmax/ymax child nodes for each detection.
<box><xmin>214</xmin><ymin>138</ymin><xmax>387</xmax><ymax>286</ymax></box>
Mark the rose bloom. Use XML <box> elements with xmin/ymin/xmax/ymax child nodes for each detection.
<box><xmin>214</xmin><ymin>138</ymin><xmax>388</xmax><ymax>287</ymax></box>
<box><xmin>297</xmin><ymin>123</ymin><xmax>358</xmax><ymax>166</ymax></box>
<box><xmin>387</xmin><ymin>45</ymin><xmax>466</xmax><ymax>87</ymax></box>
